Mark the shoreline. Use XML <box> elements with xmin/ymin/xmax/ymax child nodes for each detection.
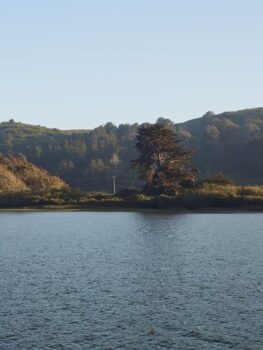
<box><xmin>0</xmin><ymin>205</ymin><xmax>263</xmax><ymax>213</ymax></box>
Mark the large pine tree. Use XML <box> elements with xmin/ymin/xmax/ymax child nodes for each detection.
<box><xmin>132</xmin><ymin>123</ymin><xmax>196</xmax><ymax>193</ymax></box>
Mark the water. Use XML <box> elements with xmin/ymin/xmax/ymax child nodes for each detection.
<box><xmin>0</xmin><ymin>212</ymin><xmax>263</xmax><ymax>349</ymax></box>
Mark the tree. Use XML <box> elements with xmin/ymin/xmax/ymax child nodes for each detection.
<box><xmin>131</xmin><ymin>123</ymin><xmax>197</xmax><ymax>193</ymax></box>
<box><xmin>202</xmin><ymin>111</ymin><xmax>214</xmax><ymax>119</ymax></box>
<box><xmin>201</xmin><ymin>173</ymin><xmax>234</xmax><ymax>186</ymax></box>
<box><xmin>156</xmin><ymin>117</ymin><xmax>173</xmax><ymax>127</ymax></box>
<box><xmin>58</xmin><ymin>160</ymin><xmax>75</xmax><ymax>172</ymax></box>
<box><xmin>35</xmin><ymin>145</ymin><xmax>43</xmax><ymax>158</ymax></box>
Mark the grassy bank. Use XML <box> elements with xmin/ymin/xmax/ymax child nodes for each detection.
<box><xmin>0</xmin><ymin>184</ymin><xmax>263</xmax><ymax>211</ymax></box>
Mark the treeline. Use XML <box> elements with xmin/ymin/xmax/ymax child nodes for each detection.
<box><xmin>1</xmin><ymin>107</ymin><xmax>263</xmax><ymax>190</ymax></box>
<box><xmin>0</xmin><ymin>120</ymin><xmax>139</xmax><ymax>190</ymax></box>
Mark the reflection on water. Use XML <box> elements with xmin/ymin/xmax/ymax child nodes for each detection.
<box><xmin>0</xmin><ymin>212</ymin><xmax>263</xmax><ymax>349</ymax></box>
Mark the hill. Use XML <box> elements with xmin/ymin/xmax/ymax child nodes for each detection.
<box><xmin>174</xmin><ymin>108</ymin><xmax>263</xmax><ymax>184</ymax></box>
<box><xmin>0</xmin><ymin>154</ymin><xmax>66</xmax><ymax>192</ymax></box>
<box><xmin>0</xmin><ymin>108</ymin><xmax>263</xmax><ymax>190</ymax></box>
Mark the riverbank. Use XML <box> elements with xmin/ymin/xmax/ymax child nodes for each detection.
<box><xmin>0</xmin><ymin>203</ymin><xmax>263</xmax><ymax>212</ymax></box>
<box><xmin>0</xmin><ymin>204</ymin><xmax>263</xmax><ymax>213</ymax></box>
<box><xmin>1</xmin><ymin>184</ymin><xmax>263</xmax><ymax>211</ymax></box>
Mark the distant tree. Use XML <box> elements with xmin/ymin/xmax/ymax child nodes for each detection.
<box><xmin>110</xmin><ymin>153</ymin><xmax>120</xmax><ymax>174</ymax></box>
<box><xmin>105</xmin><ymin>122</ymin><xmax>117</xmax><ymax>133</ymax></box>
<box><xmin>89</xmin><ymin>158</ymin><xmax>110</xmax><ymax>175</ymax></box>
<box><xmin>58</xmin><ymin>160</ymin><xmax>75</xmax><ymax>172</ymax></box>
<box><xmin>201</xmin><ymin>173</ymin><xmax>234</xmax><ymax>186</ymax></box>
<box><xmin>202</xmin><ymin>111</ymin><xmax>215</xmax><ymax>119</ymax></box>
<box><xmin>131</xmin><ymin>123</ymin><xmax>197</xmax><ymax>194</ymax></box>
<box><xmin>35</xmin><ymin>145</ymin><xmax>43</xmax><ymax>158</ymax></box>
<box><xmin>156</xmin><ymin>117</ymin><xmax>173</xmax><ymax>127</ymax></box>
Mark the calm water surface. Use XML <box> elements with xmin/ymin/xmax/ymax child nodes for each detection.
<box><xmin>0</xmin><ymin>212</ymin><xmax>263</xmax><ymax>349</ymax></box>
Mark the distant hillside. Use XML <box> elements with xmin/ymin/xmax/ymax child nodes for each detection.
<box><xmin>0</xmin><ymin>108</ymin><xmax>263</xmax><ymax>189</ymax></box>
<box><xmin>0</xmin><ymin>154</ymin><xmax>66</xmax><ymax>192</ymax></box>
<box><xmin>174</xmin><ymin>108</ymin><xmax>263</xmax><ymax>184</ymax></box>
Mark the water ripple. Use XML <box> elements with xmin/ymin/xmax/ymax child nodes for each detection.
<box><xmin>0</xmin><ymin>212</ymin><xmax>263</xmax><ymax>349</ymax></box>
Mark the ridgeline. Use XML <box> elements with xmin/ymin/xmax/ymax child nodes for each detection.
<box><xmin>1</xmin><ymin>107</ymin><xmax>263</xmax><ymax>191</ymax></box>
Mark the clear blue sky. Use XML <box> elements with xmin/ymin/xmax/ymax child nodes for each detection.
<box><xmin>0</xmin><ymin>0</ymin><xmax>262</xmax><ymax>129</ymax></box>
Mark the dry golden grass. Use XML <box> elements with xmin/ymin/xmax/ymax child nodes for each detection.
<box><xmin>0</xmin><ymin>155</ymin><xmax>67</xmax><ymax>192</ymax></box>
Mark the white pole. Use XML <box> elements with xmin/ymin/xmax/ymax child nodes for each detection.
<box><xmin>112</xmin><ymin>176</ymin><xmax>116</xmax><ymax>195</ymax></box>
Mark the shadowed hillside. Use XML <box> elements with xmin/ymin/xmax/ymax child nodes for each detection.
<box><xmin>0</xmin><ymin>154</ymin><xmax>67</xmax><ymax>192</ymax></box>
<box><xmin>0</xmin><ymin>108</ymin><xmax>263</xmax><ymax>190</ymax></box>
<box><xmin>174</xmin><ymin>108</ymin><xmax>263</xmax><ymax>184</ymax></box>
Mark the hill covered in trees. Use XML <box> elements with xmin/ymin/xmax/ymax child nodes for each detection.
<box><xmin>0</xmin><ymin>154</ymin><xmax>66</xmax><ymax>192</ymax></box>
<box><xmin>1</xmin><ymin>107</ymin><xmax>263</xmax><ymax>190</ymax></box>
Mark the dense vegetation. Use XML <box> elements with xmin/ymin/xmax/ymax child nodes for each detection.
<box><xmin>1</xmin><ymin>107</ymin><xmax>263</xmax><ymax>191</ymax></box>
<box><xmin>0</xmin><ymin>138</ymin><xmax>262</xmax><ymax>210</ymax></box>
<box><xmin>132</xmin><ymin>123</ymin><xmax>197</xmax><ymax>193</ymax></box>
<box><xmin>1</xmin><ymin>181</ymin><xmax>263</xmax><ymax>210</ymax></box>
<box><xmin>0</xmin><ymin>119</ymin><xmax>138</xmax><ymax>191</ymax></box>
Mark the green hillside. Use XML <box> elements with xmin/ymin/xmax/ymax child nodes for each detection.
<box><xmin>175</xmin><ymin>108</ymin><xmax>263</xmax><ymax>184</ymax></box>
<box><xmin>0</xmin><ymin>108</ymin><xmax>263</xmax><ymax>190</ymax></box>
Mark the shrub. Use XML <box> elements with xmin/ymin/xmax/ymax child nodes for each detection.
<box><xmin>117</xmin><ymin>188</ymin><xmax>141</xmax><ymax>198</ymax></box>
<box><xmin>199</xmin><ymin>173</ymin><xmax>234</xmax><ymax>186</ymax></box>
<box><xmin>132</xmin><ymin>194</ymin><xmax>153</xmax><ymax>201</ymax></box>
<box><xmin>86</xmin><ymin>192</ymin><xmax>112</xmax><ymax>200</ymax></box>
<box><xmin>239</xmin><ymin>186</ymin><xmax>263</xmax><ymax>197</ymax></box>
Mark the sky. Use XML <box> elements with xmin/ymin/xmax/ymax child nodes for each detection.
<box><xmin>0</xmin><ymin>0</ymin><xmax>263</xmax><ymax>129</ymax></box>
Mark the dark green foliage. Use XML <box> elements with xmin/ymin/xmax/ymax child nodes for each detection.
<box><xmin>179</xmin><ymin>108</ymin><xmax>263</xmax><ymax>184</ymax></box>
<box><xmin>132</xmin><ymin>123</ymin><xmax>196</xmax><ymax>194</ymax></box>
<box><xmin>116</xmin><ymin>188</ymin><xmax>141</xmax><ymax>198</ymax></box>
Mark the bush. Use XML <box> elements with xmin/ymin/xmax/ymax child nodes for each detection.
<box><xmin>239</xmin><ymin>186</ymin><xmax>263</xmax><ymax>197</ymax></box>
<box><xmin>86</xmin><ymin>192</ymin><xmax>112</xmax><ymax>200</ymax></box>
<box><xmin>199</xmin><ymin>173</ymin><xmax>234</xmax><ymax>186</ymax></box>
<box><xmin>117</xmin><ymin>188</ymin><xmax>141</xmax><ymax>198</ymax></box>
<box><xmin>163</xmin><ymin>186</ymin><xmax>181</xmax><ymax>196</ymax></box>
<box><xmin>131</xmin><ymin>194</ymin><xmax>153</xmax><ymax>201</ymax></box>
